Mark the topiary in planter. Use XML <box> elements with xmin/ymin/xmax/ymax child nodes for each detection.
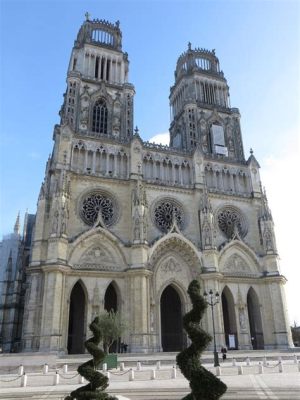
<box><xmin>176</xmin><ymin>280</ymin><xmax>227</xmax><ymax>400</ymax></box>
<box><xmin>65</xmin><ymin>317</ymin><xmax>117</xmax><ymax>400</ymax></box>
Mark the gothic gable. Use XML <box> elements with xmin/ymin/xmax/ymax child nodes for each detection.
<box><xmin>68</xmin><ymin>228</ymin><xmax>127</xmax><ymax>271</ymax></box>
<box><xmin>219</xmin><ymin>242</ymin><xmax>261</xmax><ymax>277</ymax></box>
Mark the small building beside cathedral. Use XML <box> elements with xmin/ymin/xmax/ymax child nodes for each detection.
<box><xmin>2</xmin><ymin>17</ymin><xmax>293</xmax><ymax>354</ymax></box>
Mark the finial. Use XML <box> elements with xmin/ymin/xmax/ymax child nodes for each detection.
<box><xmin>188</xmin><ymin>42</ymin><xmax>192</xmax><ymax>51</ymax></box>
<box><xmin>115</xmin><ymin>20</ymin><xmax>120</xmax><ymax>28</ymax></box>
<box><xmin>85</xmin><ymin>11</ymin><xmax>90</xmax><ymax>21</ymax></box>
<box><xmin>134</xmin><ymin>126</ymin><xmax>139</xmax><ymax>136</ymax></box>
<box><xmin>14</xmin><ymin>211</ymin><xmax>20</xmax><ymax>234</ymax></box>
<box><xmin>250</xmin><ymin>148</ymin><xmax>253</xmax><ymax>155</ymax></box>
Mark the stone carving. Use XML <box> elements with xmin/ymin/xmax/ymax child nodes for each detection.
<box><xmin>217</xmin><ymin>206</ymin><xmax>247</xmax><ymax>239</ymax></box>
<box><xmin>263</xmin><ymin>229</ymin><xmax>274</xmax><ymax>252</ymax></box>
<box><xmin>60</xmin><ymin>204</ymin><xmax>69</xmax><ymax>236</ymax></box>
<box><xmin>51</xmin><ymin>208</ymin><xmax>59</xmax><ymax>235</ymax></box>
<box><xmin>74</xmin><ymin>246</ymin><xmax>121</xmax><ymax>271</ymax></box>
<box><xmin>223</xmin><ymin>254</ymin><xmax>249</xmax><ymax>273</ymax></box>
<box><xmin>132</xmin><ymin>182</ymin><xmax>148</xmax><ymax>207</ymax></box>
<box><xmin>132</xmin><ymin>180</ymin><xmax>148</xmax><ymax>242</ymax></box>
<box><xmin>80</xmin><ymin>191</ymin><xmax>118</xmax><ymax>226</ymax></box>
<box><xmin>153</xmin><ymin>199</ymin><xmax>184</xmax><ymax>233</ymax></box>
<box><xmin>239</xmin><ymin>308</ymin><xmax>246</xmax><ymax>330</ymax></box>
<box><xmin>161</xmin><ymin>258</ymin><xmax>182</xmax><ymax>273</ymax></box>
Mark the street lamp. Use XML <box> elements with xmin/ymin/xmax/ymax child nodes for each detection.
<box><xmin>204</xmin><ymin>289</ymin><xmax>220</xmax><ymax>367</ymax></box>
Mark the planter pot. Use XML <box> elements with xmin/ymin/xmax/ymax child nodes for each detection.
<box><xmin>100</xmin><ymin>354</ymin><xmax>118</xmax><ymax>369</ymax></box>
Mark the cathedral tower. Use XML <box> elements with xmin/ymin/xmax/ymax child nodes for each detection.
<box><xmin>61</xmin><ymin>15</ymin><xmax>134</xmax><ymax>140</ymax></box>
<box><xmin>170</xmin><ymin>44</ymin><xmax>243</xmax><ymax>161</ymax></box>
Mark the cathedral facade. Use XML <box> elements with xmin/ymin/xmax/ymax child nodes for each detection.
<box><xmin>20</xmin><ymin>17</ymin><xmax>292</xmax><ymax>354</ymax></box>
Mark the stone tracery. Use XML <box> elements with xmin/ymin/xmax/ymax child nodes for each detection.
<box><xmin>153</xmin><ymin>199</ymin><xmax>184</xmax><ymax>233</ymax></box>
<box><xmin>217</xmin><ymin>206</ymin><xmax>247</xmax><ymax>239</ymax></box>
<box><xmin>80</xmin><ymin>191</ymin><xmax>118</xmax><ymax>226</ymax></box>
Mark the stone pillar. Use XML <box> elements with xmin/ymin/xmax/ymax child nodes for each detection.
<box><xmin>127</xmin><ymin>267</ymin><xmax>152</xmax><ymax>353</ymax></box>
<box><xmin>22</xmin><ymin>272</ymin><xmax>42</xmax><ymax>351</ymax></box>
<box><xmin>39</xmin><ymin>268</ymin><xmax>66</xmax><ymax>352</ymax></box>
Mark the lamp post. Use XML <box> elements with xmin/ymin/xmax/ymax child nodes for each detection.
<box><xmin>204</xmin><ymin>289</ymin><xmax>220</xmax><ymax>367</ymax></box>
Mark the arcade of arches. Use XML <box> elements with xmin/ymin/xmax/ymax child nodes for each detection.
<box><xmin>67</xmin><ymin>276</ymin><xmax>267</xmax><ymax>354</ymax></box>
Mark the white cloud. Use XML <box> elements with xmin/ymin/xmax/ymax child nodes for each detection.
<box><xmin>148</xmin><ymin>132</ymin><xmax>170</xmax><ymax>146</ymax></box>
<box><xmin>260</xmin><ymin>136</ymin><xmax>300</xmax><ymax>325</ymax></box>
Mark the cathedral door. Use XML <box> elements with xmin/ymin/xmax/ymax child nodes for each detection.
<box><xmin>104</xmin><ymin>283</ymin><xmax>118</xmax><ymax>352</ymax></box>
<box><xmin>247</xmin><ymin>288</ymin><xmax>264</xmax><ymax>349</ymax></box>
<box><xmin>221</xmin><ymin>287</ymin><xmax>238</xmax><ymax>349</ymax></box>
<box><xmin>160</xmin><ymin>285</ymin><xmax>183</xmax><ymax>352</ymax></box>
<box><xmin>67</xmin><ymin>281</ymin><xmax>86</xmax><ymax>354</ymax></box>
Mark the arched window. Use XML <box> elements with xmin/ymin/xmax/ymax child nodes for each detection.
<box><xmin>92</xmin><ymin>99</ymin><xmax>108</xmax><ymax>134</ymax></box>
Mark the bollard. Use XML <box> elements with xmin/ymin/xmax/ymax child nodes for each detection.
<box><xmin>63</xmin><ymin>364</ymin><xmax>68</xmax><ymax>374</ymax></box>
<box><xmin>156</xmin><ymin>361</ymin><xmax>161</xmax><ymax>370</ymax></box>
<box><xmin>232</xmin><ymin>358</ymin><xmax>236</xmax><ymax>366</ymax></box>
<box><xmin>43</xmin><ymin>364</ymin><xmax>49</xmax><ymax>374</ymax></box>
<box><xmin>21</xmin><ymin>373</ymin><xmax>27</xmax><ymax>387</ymax></box>
<box><xmin>18</xmin><ymin>365</ymin><xmax>24</xmax><ymax>375</ymax></box>
<box><xmin>106</xmin><ymin>371</ymin><xmax>110</xmax><ymax>379</ymax></box>
<box><xmin>258</xmin><ymin>362</ymin><xmax>264</xmax><ymax>374</ymax></box>
<box><xmin>246</xmin><ymin>357</ymin><xmax>251</xmax><ymax>366</ymax></box>
<box><xmin>151</xmin><ymin>369</ymin><xmax>156</xmax><ymax>380</ymax></box>
<box><xmin>238</xmin><ymin>366</ymin><xmax>243</xmax><ymax>375</ymax></box>
<box><xmin>79</xmin><ymin>375</ymin><xmax>85</xmax><ymax>383</ymax></box>
<box><xmin>102</xmin><ymin>363</ymin><xmax>107</xmax><ymax>372</ymax></box>
<box><xmin>120</xmin><ymin>362</ymin><xmax>125</xmax><ymax>371</ymax></box>
<box><xmin>294</xmin><ymin>354</ymin><xmax>298</xmax><ymax>364</ymax></box>
<box><xmin>129</xmin><ymin>369</ymin><xmax>134</xmax><ymax>381</ymax></box>
<box><xmin>136</xmin><ymin>361</ymin><xmax>142</xmax><ymax>371</ymax></box>
<box><xmin>278</xmin><ymin>361</ymin><xmax>283</xmax><ymax>373</ymax></box>
<box><xmin>216</xmin><ymin>366</ymin><xmax>221</xmax><ymax>376</ymax></box>
<box><xmin>171</xmin><ymin>366</ymin><xmax>177</xmax><ymax>379</ymax></box>
<box><xmin>263</xmin><ymin>356</ymin><xmax>267</xmax><ymax>367</ymax></box>
<box><xmin>54</xmin><ymin>371</ymin><xmax>59</xmax><ymax>385</ymax></box>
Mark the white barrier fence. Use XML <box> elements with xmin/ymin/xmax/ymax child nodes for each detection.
<box><xmin>0</xmin><ymin>356</ymin><xmax>299</xmax><ymax>389</ymax></box>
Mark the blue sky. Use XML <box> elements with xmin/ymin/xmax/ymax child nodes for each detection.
<box><xmin>0</xmin><ymin>0</ymin><xmax>299</xmax><ymax>323</ymax></box>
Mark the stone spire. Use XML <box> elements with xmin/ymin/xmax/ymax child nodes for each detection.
<box><xmin>14</xmin><ymin>212</ymin><xmax>20</xmax><ymax>234</ymax></box>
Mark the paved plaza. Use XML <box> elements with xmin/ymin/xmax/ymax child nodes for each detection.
<box><xmin>0</xmin><ymin>351</ymin><xmax>299</xmax><ymax>399</ymax></box>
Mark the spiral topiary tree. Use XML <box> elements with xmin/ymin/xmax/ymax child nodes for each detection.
<box><xmin>65</xmin><ymin>317</ymin><xmax>117</xmax><ymax>400</ymax></box>
<box><xmin>176</xmin><ymin>280</ymin><xmax>227</xmax><ymax>400</ymax></box>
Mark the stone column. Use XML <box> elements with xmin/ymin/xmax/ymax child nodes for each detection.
<box><xmin>127</xmin><ymin>268</ymin><xmax>152</xmax><ymax>353</ymax></box>
<box><xmin>39</xmin><ymin>268</ymin><xmax>66</xmax><ymax>352</ymax></box>
<box><xmin>92</xmin><ymin>151</ymin><xmax>96</xmax><ymax>174</ymax></box>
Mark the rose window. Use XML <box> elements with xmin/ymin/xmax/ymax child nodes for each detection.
<box><xmin>217</xmin><ymin>207</ymin><xmax>247</xmax><ymax>239</ymax></box>
<box><xmin>153</xmin><ymin>199</ymin><xmax>184</xmax><ymax>232</ymax></box>
<box><xmin>80</xmin><ymin>191</ymin><xmax>117</xmax><ymax>226</ymax></box>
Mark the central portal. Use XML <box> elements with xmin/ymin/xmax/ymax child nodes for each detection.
<box><xmin>160</xmin><ymin>285</ymin><xmax>183</xmax><ymax>352</ymax></box>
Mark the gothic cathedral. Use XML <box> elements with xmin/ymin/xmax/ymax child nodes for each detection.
<box><xmin>19</xmin><ymin>17</ymin><xmax>292</xmax><ymax>353</ymax></box>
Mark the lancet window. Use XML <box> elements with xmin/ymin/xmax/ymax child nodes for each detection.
<box><xmin>92</xmin><ymin>99</ymin><xmax>108</xmax><ymax>134</ymax></box>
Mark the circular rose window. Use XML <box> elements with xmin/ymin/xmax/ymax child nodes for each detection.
<box><xmin>153</xmin><ymin>198</ymin><xmax>184</xmax><ymax>233</ymax></box>
<box><xmin>80</xmin><ymin>191</ymin><xmax>118</xmax><ymax>226</ymax></box>
<box><xmin>217</xmin><ymin>206</ymin><xmax>247</xmax><ymax>239</ymax></box>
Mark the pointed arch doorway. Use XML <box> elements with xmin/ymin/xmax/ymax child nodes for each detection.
<box><xmin>104</xmin><ymin>282</ymin><xmax>118</xmax><ymax>312</ymax></box>
<box><xmin>160</xmin><ymin>285</ymin><xmax>184</xmax><ymax>352</ymax></box>
<box><xmin>67</xmin><ymin>281</ymin><xmax>86</xmax><ymax>354</ymax></box>
<box><xmin>104</xmin><ymin>282</ymin><xmax>119</xmax><ymax>352</ymax></box>
<box><xmin>247</xmin><ymin>288</ymin><xmax>264</xmax><ymax>349</ymax></box>
<box><xmin>221</xmin><ymin>286</ymin><xmax>238</xmax><ymax>349</ymax></box>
